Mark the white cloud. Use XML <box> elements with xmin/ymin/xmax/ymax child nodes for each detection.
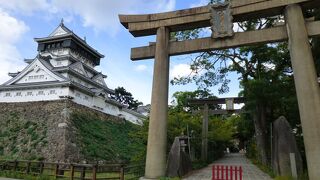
<box><xmin>159</xmin><ymin>0</ymin><xmax>176</xmax><ymax>12</ymax></box>
<box><xmin>190</xmin><ymin>0</ymin><xmax>209</xmax><ymax>8</ymax></box>
<box><xmin>0</xmin><ymin>9</ymin><xmax>29</xmax><ymax>43</ymax></box>
<box><xmin>135</xmin><ymin>64</ymin><xmax>148</xmax><ymax>72</ymax></box>
<box><xmin>0</xmin><ymin>9</ymin><xmax>29</xmax><ymax>84</ymax></box>
<box><xmin>0</xmin><ymin>0</ymin><xmax>176</xmax><ymax>36</ymax></box>
<box><xmin>0</xmin><ymin>0</ymin><xmax>49</xmax><ymax>15</ymax></box>
<box><xmin>170</xmin><ymin>64</ymin><xmax>194</xmax><ymax>79</ymax></box>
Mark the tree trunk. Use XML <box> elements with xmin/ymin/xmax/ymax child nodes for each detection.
<box><xmin>253</xmin><ymin>103</ymin><xmax>268</xmax><ymax>165</ymax></box>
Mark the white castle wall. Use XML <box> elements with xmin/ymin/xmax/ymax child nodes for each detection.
<box><xmin>0</xmin><ymin>87</ymin><xmax>143</xmax><ymax>124</ymax></box>
<box><xmin>120</xmin><ymin>109</ymin><xmax>143</xmax><ymax>124</ymax></box>
<box><xmin>0</xmin><ymin>87</ymin><xmax>69</xmax><ymax>103</ymax></box>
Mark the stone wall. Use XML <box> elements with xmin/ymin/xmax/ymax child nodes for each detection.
<box><xmin>0</xmin><ymin>100</ymin><xmax>124</xmax><ymax>162</ymax></box>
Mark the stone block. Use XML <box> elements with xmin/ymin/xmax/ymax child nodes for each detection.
<box><xmin>272</xmin><ymin>116</ymin><xmax>303</xmax><ymax>177</ymax></box>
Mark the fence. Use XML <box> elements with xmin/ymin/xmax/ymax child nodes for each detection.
<box><xmin>0</xmin><ymin>160</ymin><xmax>144</xmax><ymax>180</ymax></box>
<box><xmin>212</xmin><ymin>165</ymin><xmax>242</xmax><ymax>180</ymax></box>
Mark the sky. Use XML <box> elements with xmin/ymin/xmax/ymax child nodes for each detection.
<box><xmin>0</xmin><ymin>0</ymin><xmax>241</xmax><ymax>105</ymax></box>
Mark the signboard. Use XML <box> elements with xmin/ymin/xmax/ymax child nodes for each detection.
<box><xmin>226</xmin><ymin>98</ymin><xmax>234</xmax><ymax>110</ymax></box>
<box><xmin>210</xmin><ymin>2</ymin><xmax>234</xmax><ymax>38</ymax></box>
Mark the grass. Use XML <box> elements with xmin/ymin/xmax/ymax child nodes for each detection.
<box><xmin>0</xmin><ymin>171</ymin><xmax>53</xmax><ymax>180</ymax></box>
<box><xmin>191</xmin><ymin>160</ymin><xmax>209</xmax><ymax>170</ymax></box>
<box><xmin>274</xmin><ymin>176</ymin><xmax>295</xmax><ymax>180</ymax></box>
<box><xmin>249</xmin><ymin>157</ymin><xmax>310</xmax><ymax>180</ymax></box>
<box><xmin>249</xmin><ymin>158</ymin><xmax>275</xmax><ymax>178</ymax></box>
<box><xmin>274</xmin><ymin>173</ymin><xmax>309</xmax><ymax>180</ymax></box>
<box><xmin>71</xmin><ymin>112</ymin><xmax>144</xmax><ymax>162</ymax></box>
<box><xmin>0</xmin><ymin>170</ymin><xmax>140</xmax><ymax>180</ymax></box>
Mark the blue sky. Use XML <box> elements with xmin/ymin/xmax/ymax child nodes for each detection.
<box><xmin>0</xmin><ymin>0</ymin><xmax>241</xmax><ymax>105</ymax></box>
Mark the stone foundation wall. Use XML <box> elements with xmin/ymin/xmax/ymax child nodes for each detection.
<box><xmin>0</xmin><ymin>100</ymin><xmax>123</xmax><ymax>162</ymax></box>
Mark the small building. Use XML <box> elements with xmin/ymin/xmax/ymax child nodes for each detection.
<box><xmin>0</xmin><ymin>21</ymin><xmax>145</xmax><ymax>124</ymax></box>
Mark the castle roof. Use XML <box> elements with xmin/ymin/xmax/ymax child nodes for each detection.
<box><xmin>34</xmin><ymin>21</ymin><xmax>104</xmax><ymax>65</ymax></box>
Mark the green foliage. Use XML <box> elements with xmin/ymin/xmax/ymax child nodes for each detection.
<box><xmin>250</xmin><ymin>158</ymin><xmax>275</xmax><ymax>178</ymax></box>
<box><xmin>209</xmin><ymin>117</ymin><xmax>236</xmax><ymax>142</ymax></box>
<box><xmin>131</xmin><ymin>90</ymin><xmax>237</xmax><ymax>165</ymax></box>
<box><xmin>171</xmin><ymin>90</ymin><xmax>219</xmax><ymax>112</ymax></box>
<box><xmin>110</xmin><ymin>87</ymin><xmax>143</xmax><ymax>110</ymax></box>
<box><xmin>274</xmin><ymin>176</ymin><xmax>295</xmax><ymax>180</ymax></box>
<box><xmin>170</xmin><ymin>91</ymin><xmax>239</xmax><ymax>161</ymax></box>
<box><xmin>71</xmin><ymin>112</ymin><xmax>144</xmax><ymax>162</ymax></box>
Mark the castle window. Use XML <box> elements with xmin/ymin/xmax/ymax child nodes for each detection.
<box><xmin>84</xmin><ymin>96</ymin><xmax>89</xmax><ymax>101</ymax></box>
<box><xmin>40</xmin><ymin>75</ymin><xmax>44</xmax><ymax>79</ymax></box>
<box><xmin>57</xmin><ymin>61</ymin><xmax>62</xmax><ymax>65</ymax></box>
<box><xmin>34</xmin><ymin>75</ymin><xmax>39</xmax><ymax>79</ymax></box>
<box><xmin>27</xmin><ymin>92</ymin><xmax>33</xmax><ymax>96</ymax></box>
<box><xmin>5</xmin><ymin>92</ymin><xmax>11</xmax><ymax>97</ymax></box>
<box><xmin>38</xmin><ymin>91</ymin><xmax>44</xmax><ymax>95</ymax></box>
<box><xmin>16</xmin><ymin>92</ymin><xmax>22</xmax><ymax>96</ymax></box>
<box><xmin>29</xmin><ymin>76</ymin><xmax>33</xmax><ymax>80</ymax></box>
<box><xmin>50</xmin><ymin>90</ymin><xmax>56</xmax><ymax>94</ymax></box>
<box><xmin>75</xmin><ymin>93</ymin><xmax>81</xmax><ymax>97</ymax></box>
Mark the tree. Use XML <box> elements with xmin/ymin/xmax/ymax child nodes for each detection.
<box><xmin>171</xmin><ymin>89</ymin><xmax>218</xmax><ymax>112</ymax></box>
<box><xmin>110</xmin><ymin>87</ymin><xmax>143</xmax><ymax>110</ymax></box>
<box><xmin>131</xmin><ymin>90</ymin><xmax>238</xmax><ymax>163</ymax></box>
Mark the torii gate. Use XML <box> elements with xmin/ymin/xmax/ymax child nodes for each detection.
<box><xmin>119</xmin><ymin>1</ymin><xmax>320</xmax><ymax>179</ymax></box>
<box><xmin>189</xmin><ymin>97</ymin><xmax>246</xmax><ymax>162</ymax></box>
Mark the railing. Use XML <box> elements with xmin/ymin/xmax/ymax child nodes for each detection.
<box><xmin>212</xmin><ymin>165</ymin><xmax>242</xmax><ymax>180</ymax></box>
<box><xmin>123</xmin><ymin>164</ymin><xmax>144</xmax><ymax>180</ymax></box>
<box><xmin>0</xmin><ymin>160</ymin><xmax>145</xmax><ymax>180</ymax></box>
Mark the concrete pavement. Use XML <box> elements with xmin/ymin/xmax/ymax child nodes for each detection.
<box><xmin>183</xmin><ymin>153</ymin><xmax>272</xmax><ymax>180</ymax></box>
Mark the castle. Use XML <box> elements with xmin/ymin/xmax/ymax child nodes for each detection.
<box><xmin>0</xmin><ymin>21</ymin><xmax>145</xmax><ymax>124</ymax></box>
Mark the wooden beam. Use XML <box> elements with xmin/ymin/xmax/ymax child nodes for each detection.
<box><xmin>131</xmin><ymin>20</ymin><xmax>320</xmax><ymax>60</ymax></box>
<box><xmin>188</xmin><ymin>97</ymin><xmax>245</xmax><ymax>105</ymax></box>
<box><xmin>119</xmin><ymin>0</ymin><xmax>319</xmax><ymax>37</ymax></box>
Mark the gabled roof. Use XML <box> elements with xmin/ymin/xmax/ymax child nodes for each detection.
<box><xmin>69</xmin><ymin>61</ymin><xmax>89</xmax><ymax>77</ymax></box>
<box><xmin>53</xmin><ymin>55</ymin><xmax>106</xmax><ymax>77</ymax></box>
<box><xmin>52</xmin><ymin>65</ymin><xmax>114</xmax><ymax>94</ymax></box>
<box><xmin>34</xmin><ymin>22</ymin><xmax>104</xmax><ymax>59</ymax></box>
<box><xmin>49</xmin><ymin>20</ymin><xmax>73</xmax><ymax>37</ymax></box>
<box><xmin>92</xmin><ymin>73</ymin><xmax>107</xmax><ymax>86</ymax></box>
<box><xmin>2</xmin><ymin>56</ymin><xmax>67</xmax><ymax>86</ymax></box>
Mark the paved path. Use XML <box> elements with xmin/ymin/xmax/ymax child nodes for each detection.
<box><xmin>183</xmin><ymin>153</ymin><xmax>272</xmax><ymax>180</ymax></box>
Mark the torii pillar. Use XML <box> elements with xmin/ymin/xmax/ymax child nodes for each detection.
<box><xmin>144</xmin><ymin>26</ymin><xmax>170</xmax><ymax>179</ymax></box>
<box><xmin>285</xmin><ymin>5</ymin><xmax>320</xmax><ymax>179</ymax></box>
<box><xmin>201</xmin><ymin>103</ymin><xmax>209</xmax><ymax>162</ymax></box>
